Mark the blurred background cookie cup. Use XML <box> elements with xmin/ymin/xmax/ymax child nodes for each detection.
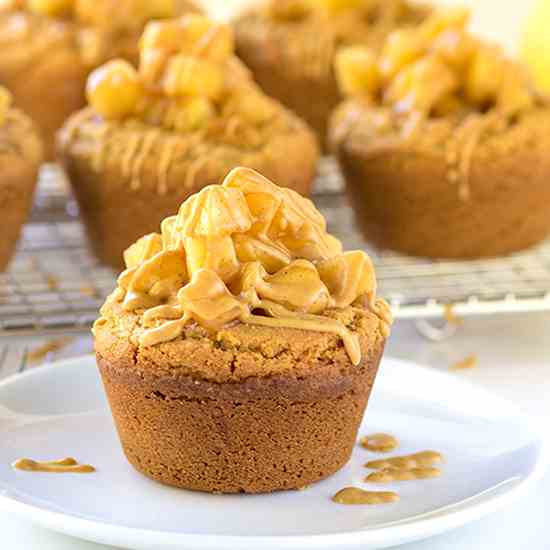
<box><xmin>0</xmin><ymin>87</ymin><xmax>43</xmax><ymax>271</ymax></box>
<box><xmin>58</xmin><ymin>14</ymin><xmax>319</xmax><ymax>270</ymax></box>
<box><xmin>329</xmin><ymin>7</ymin><xmax>550</xmax><ymax>259</ymax></box>
<box><xmin>232</xmin><ymin>0</ymin><xmax>432</xmax><ymax>150</ymax></box>
<box><xmin>0</xmin><ymin>0</ymin><xmax>201</xmax><ymax>159</ymax></box>
<box><xmin>94</xmin><ymin>167</ymin><xmax>391</xmax><ymax>494</ymax></box>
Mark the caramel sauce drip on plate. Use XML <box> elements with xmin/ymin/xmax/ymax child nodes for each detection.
<box><xmin>443</xmin><ymin>303</ymin><xmax>464</xmax><ymax>326</ymax></box>
<box><xmin>451</xmin><ymin>354</ymin><xmax>478</xmax><ymax>370</ymax></box>
<box><xmin>366</xmin><ymin>466</ymin><xmax>442</xmax><ymax>483</ymax></box>
<box><xmin>332</xmin><ymin>487</ymin><xmax>400</xmax><ymax>505</ymax></box>
<box><xmin>13</xmin><ymin>457</ymin><xmax>96</xmax><ymax>474</ymax></box>
<box><xmin>359</xmin><ymin>433</ymin><xmax>399</xmax><ymax>453</ymax></box>
<box><xmin>366</xmin><ymin>450</ymin><xmax>444</xmax><ymax>470</ymax></box>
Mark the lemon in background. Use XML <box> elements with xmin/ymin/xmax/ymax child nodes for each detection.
<box><xmin>522</xmin><ymin>0</ymin><xmax>550</xmax><ymax>91</ymax></box>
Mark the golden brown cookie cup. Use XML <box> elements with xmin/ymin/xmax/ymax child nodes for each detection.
<box><xmin>0</xmin><ymin>3</ymin><xmax>201</xmax><ymax>160</ymax></box>
<box><xmin>0</xmin><ymin>110</ymin><xmax>43</xmax><ymax>271</ymax></box>
<box><xmin>0</xmin><ymin>14</ymin><xmax>88</xmax><ymax>160</ymax></box>
<box><xmin>58</xmin><ymin>108</ymin><xmax>319</xmax><ymax>269</ymax></box>
<box><xmin>330</xmin><ymin>101</ymin><xmax>550</xmax><ymax>259</ymax></box>
<box><xmin>233</xmin><ymin>2</ymin><xmax>430</xmax><ymax>149</ymax></box>
<box><xmin>95</xmin><ymin>302</ymin><xmax>386</xmax><ymax>494</ymax></box>
<box><xmin>234</xmin><ymin>18</ymin><xmax>340</xmax><ymax>147</ymax></box>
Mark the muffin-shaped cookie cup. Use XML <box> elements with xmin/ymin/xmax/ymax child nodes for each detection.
<box><xmin>92</xmin><ymin>165</ymin><xmax>392</xmax><ymax>494</ymax></box>
<box><xmin>0</xmin><ymin>108</ymin><xmax>43</xmax><ymax>270</ymax></box>
<box><xmin>95</xmin><ymin>299</ymin><xmax>386</xmax><ymax>494</ymax></box>
<box><xmin>58</xmin><ymin>15</ymin><xmax>320</xmax><ymax>269</ymax></box>
<box><xmin>58</xmin><ymin>109</ymin><xmax>319</xmax><ymax>269</ymax></box>
<box><xmin>331</xmin><ymin>100</ymin><xmax>550</xmax><ymax>259</ymax></box>
<box><xmin>329</xmin><ymin>6</ymin><xmax>550</xmax><ymax>258</ymax></box>
<box><xmin>0</xmin><ymin>12</ymin><xmax>88</xmax><ymax>160</ymax></box>
<box><xmin>233</xmin><ymin>0</ymin><xmax>430</xmax><ymax>148</ymax></box>
<box><xmin>0</xmin><ymin>2</ymin><xmax>201</xmax><ymax>160</ymax></box>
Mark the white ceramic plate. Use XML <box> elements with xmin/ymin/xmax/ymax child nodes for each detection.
<box><xmin>0</xmin><ymin>356</ymin><xmax>546</xmax><ymax>550</ymax></box>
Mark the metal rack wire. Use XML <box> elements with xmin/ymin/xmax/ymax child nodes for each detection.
<box><xmin>1</xmin><ymin>161</ymin><xmax>549</xmax><ymax>338</ymax></box>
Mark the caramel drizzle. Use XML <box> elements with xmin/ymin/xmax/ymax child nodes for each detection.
<box><xmin>58</xmin><ymin>108</ymin><xmax>95</xmax><ymax>160</ymax></box>
<box><xmin>450</xmin><ymin>354</ymin><xmax>477</xmax><ymax>371</ymax></box>
<box><xmin>332</xmin><ymin>487</ymin><xmax>399</xmax><ymax>505</ymax></box>
<box><xmin>184</xmin><ymin>155</ymin><xmax>209</xmax><ymax>190</ymax></box>
<box><xmin>367</xmin><ymin>299</ymin><xmax>392</xmax><ymax>338</ymax></box>
<box><xmin>366</xmin><ymin>451</ymin><xmax>443</xmax><ymax>470</ymax></box>
<box><xmin>453</xmin><ymin>116</ymin><xmax>488</xmax><ymax>202</ymax></box>
<box><xmin>443</xmin><ymin>303</ymin><xmax>464</xmax><ymax>326</ymax></box>
<box><xmin>13</xmin><ymin>457</ymin><xmax>95</xmax><ymax>474</ymax></box>
<box><xmin>445</xmin><ymin>110</ymin><xmax>508</xmax><ymax>202</ymax></box>
<box><xmin>360</xmin><ymin>433</ymin><xmax>399</xmax><ymax>453</ymax></box>
<box><xmin>105</xmin><ymin>168</ymin><xmax>392</xmax><ymax>366</ymax></box>
<box><xmin>136</xmin><ymin>296</ymin><xmax>364</xmax><ymax>365</ymax></box>
<box><xmin>244</xmin><ymin>310</ymin><xmax>361</xmax><ymax>366</ymax></box>
<box><xmin>366</xmin><ymin>467</ymin><xmax>441</xmax><ymax>483</ymax></box>
<box><xmin>131</xmin><ymin>130</ymin><xmax>161</xmax><ymax>190</ymax></box>
<box><xmin>121</xmin><ymin>132</ymin><xmax>142</xmax><ymax>182</ymax></box>
<box><xmin>121</xmin><ymin>260</ymin><xmax>385</xmax><ymax>366</ymax></box>
<box><xmin>26</xmin><ymin>338</ymin><xmax>73</xmax><ymax>365</ymax></box>
<box><xmin>139</xmin><ymin>315</ymin><xmax>190</xmax><ymax>347</ymax></box>
<box><xmin>156</xmin><ymin>138</ymin><xmax>179</xmax><ymax>195</ymax></box>
<box><xmin>91</xmin><ymin>124</ymin><xmax>109</xmax><ymax>172</ymax></box>
<box><xmin>142</xmin><ymin>304</ymin><xmax>182</xmax><ymax>326</ymax></box>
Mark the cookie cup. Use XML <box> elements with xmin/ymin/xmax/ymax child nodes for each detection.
<box><xmin>233</xmin><ymin>2</ymin><xmax>429</xmax><ymax>148</ymax></box>
<box><xmin>330</xmin><ymin>100</ymin><xmax>550</xmax><ymax>258</ymax></box>
<box><xmin>58</xmin><ymin>109</ymin><xmax>319</xmax><ymax>269</ymax></box>
<box><xmin>0</xmin><ymin>2</ymin><xmax>201</xmax><ymax>159</ymax></box>
<box><xmin>94</xmin><ymin>299</ymin><xmax>386</xmax><ymax>494</ymax></box>
<box><xmin>0</xmin><ymin>109</ymin><xmax>43</xmax><ymax>270</ymax></box>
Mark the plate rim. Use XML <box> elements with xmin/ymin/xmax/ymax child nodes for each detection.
<box><xmin>0</xmin><ymin>355</ymin><xmax>548</xmax><ymax>550</ymax></box>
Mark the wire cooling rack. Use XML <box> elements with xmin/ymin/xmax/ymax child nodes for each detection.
<box><xmin>0</xmin><ymin>161</ymin><xmax>549</xmax><ymax>338</ymax></box>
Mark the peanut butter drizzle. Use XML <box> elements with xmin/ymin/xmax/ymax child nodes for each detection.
<box><xmin>451</xmin><ymin>354</ymin><xmax>477</xmax><ymax>371</ymax></box>
<box><xmin>366</xmin><ymin>466</ymin><xmax>441</xmax><ymax>483</ymax></box>
<box><xmin>332</xmin><ymin>487</ymin><xmax>399</xmax><ymax>505</ymax></box>
<box><xmin>0</xmin><ymin>86</ymin><xmax>11</xmax><ymax>126</ymax></box>
<box><xmin>13</xmin><ymin>457</ymin><xmax>95</xmax><ymax>474</ymax></box>
<box><xmin>74</xmin><ymin>14</ymin><xmax>294</xmax><ymax>197</ymax></box>
<box><xmin>27</xmin><ymin>337</ymin><xmax>73</xmax><ymax>365</ymax></box>
<box><xmin>95</xmin><ymin>167</ymin><xmax>392</xmax><ymax>365</ymax></box>
<box><xmin>92</xmin><ymin>124</ymin><xmax>109</xmax><ymax>173</ymax></box>
<box><xmin>130</xmin><ymin>129</ymin><xmax>160</xmax><ymax>190</ymax></box>
<box><xmin>121</xmin><ymin>133</ymin><xmax>141</xmax><ymax>182</ymax></box>
<box><xmin>446</xmin><ymin>114</ymin><xmax>501</xmax><ymax>202</ymax></box>
<box><xmin>244</xmin><ymin>311</ymin><xmax>361</xmax><ymax>366</ymax></box>
<box><xmin>366</xmin><ymin>451</ymin><xmax>443</xmax><ymax>470</ymax></box>
<box><xmin>360</xmin><ymin>433</ymin><xmax>399</xmax><ymax>453</ymax></box>
<box><xmin>443</xmin><ymin>303</ymin><xmax>463</xmax><ymax>326</ymax></box>
<box><xmin>156</xmin><ymin>138</ymin><xmax>179</xmax><ymax>195</ymax></box>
